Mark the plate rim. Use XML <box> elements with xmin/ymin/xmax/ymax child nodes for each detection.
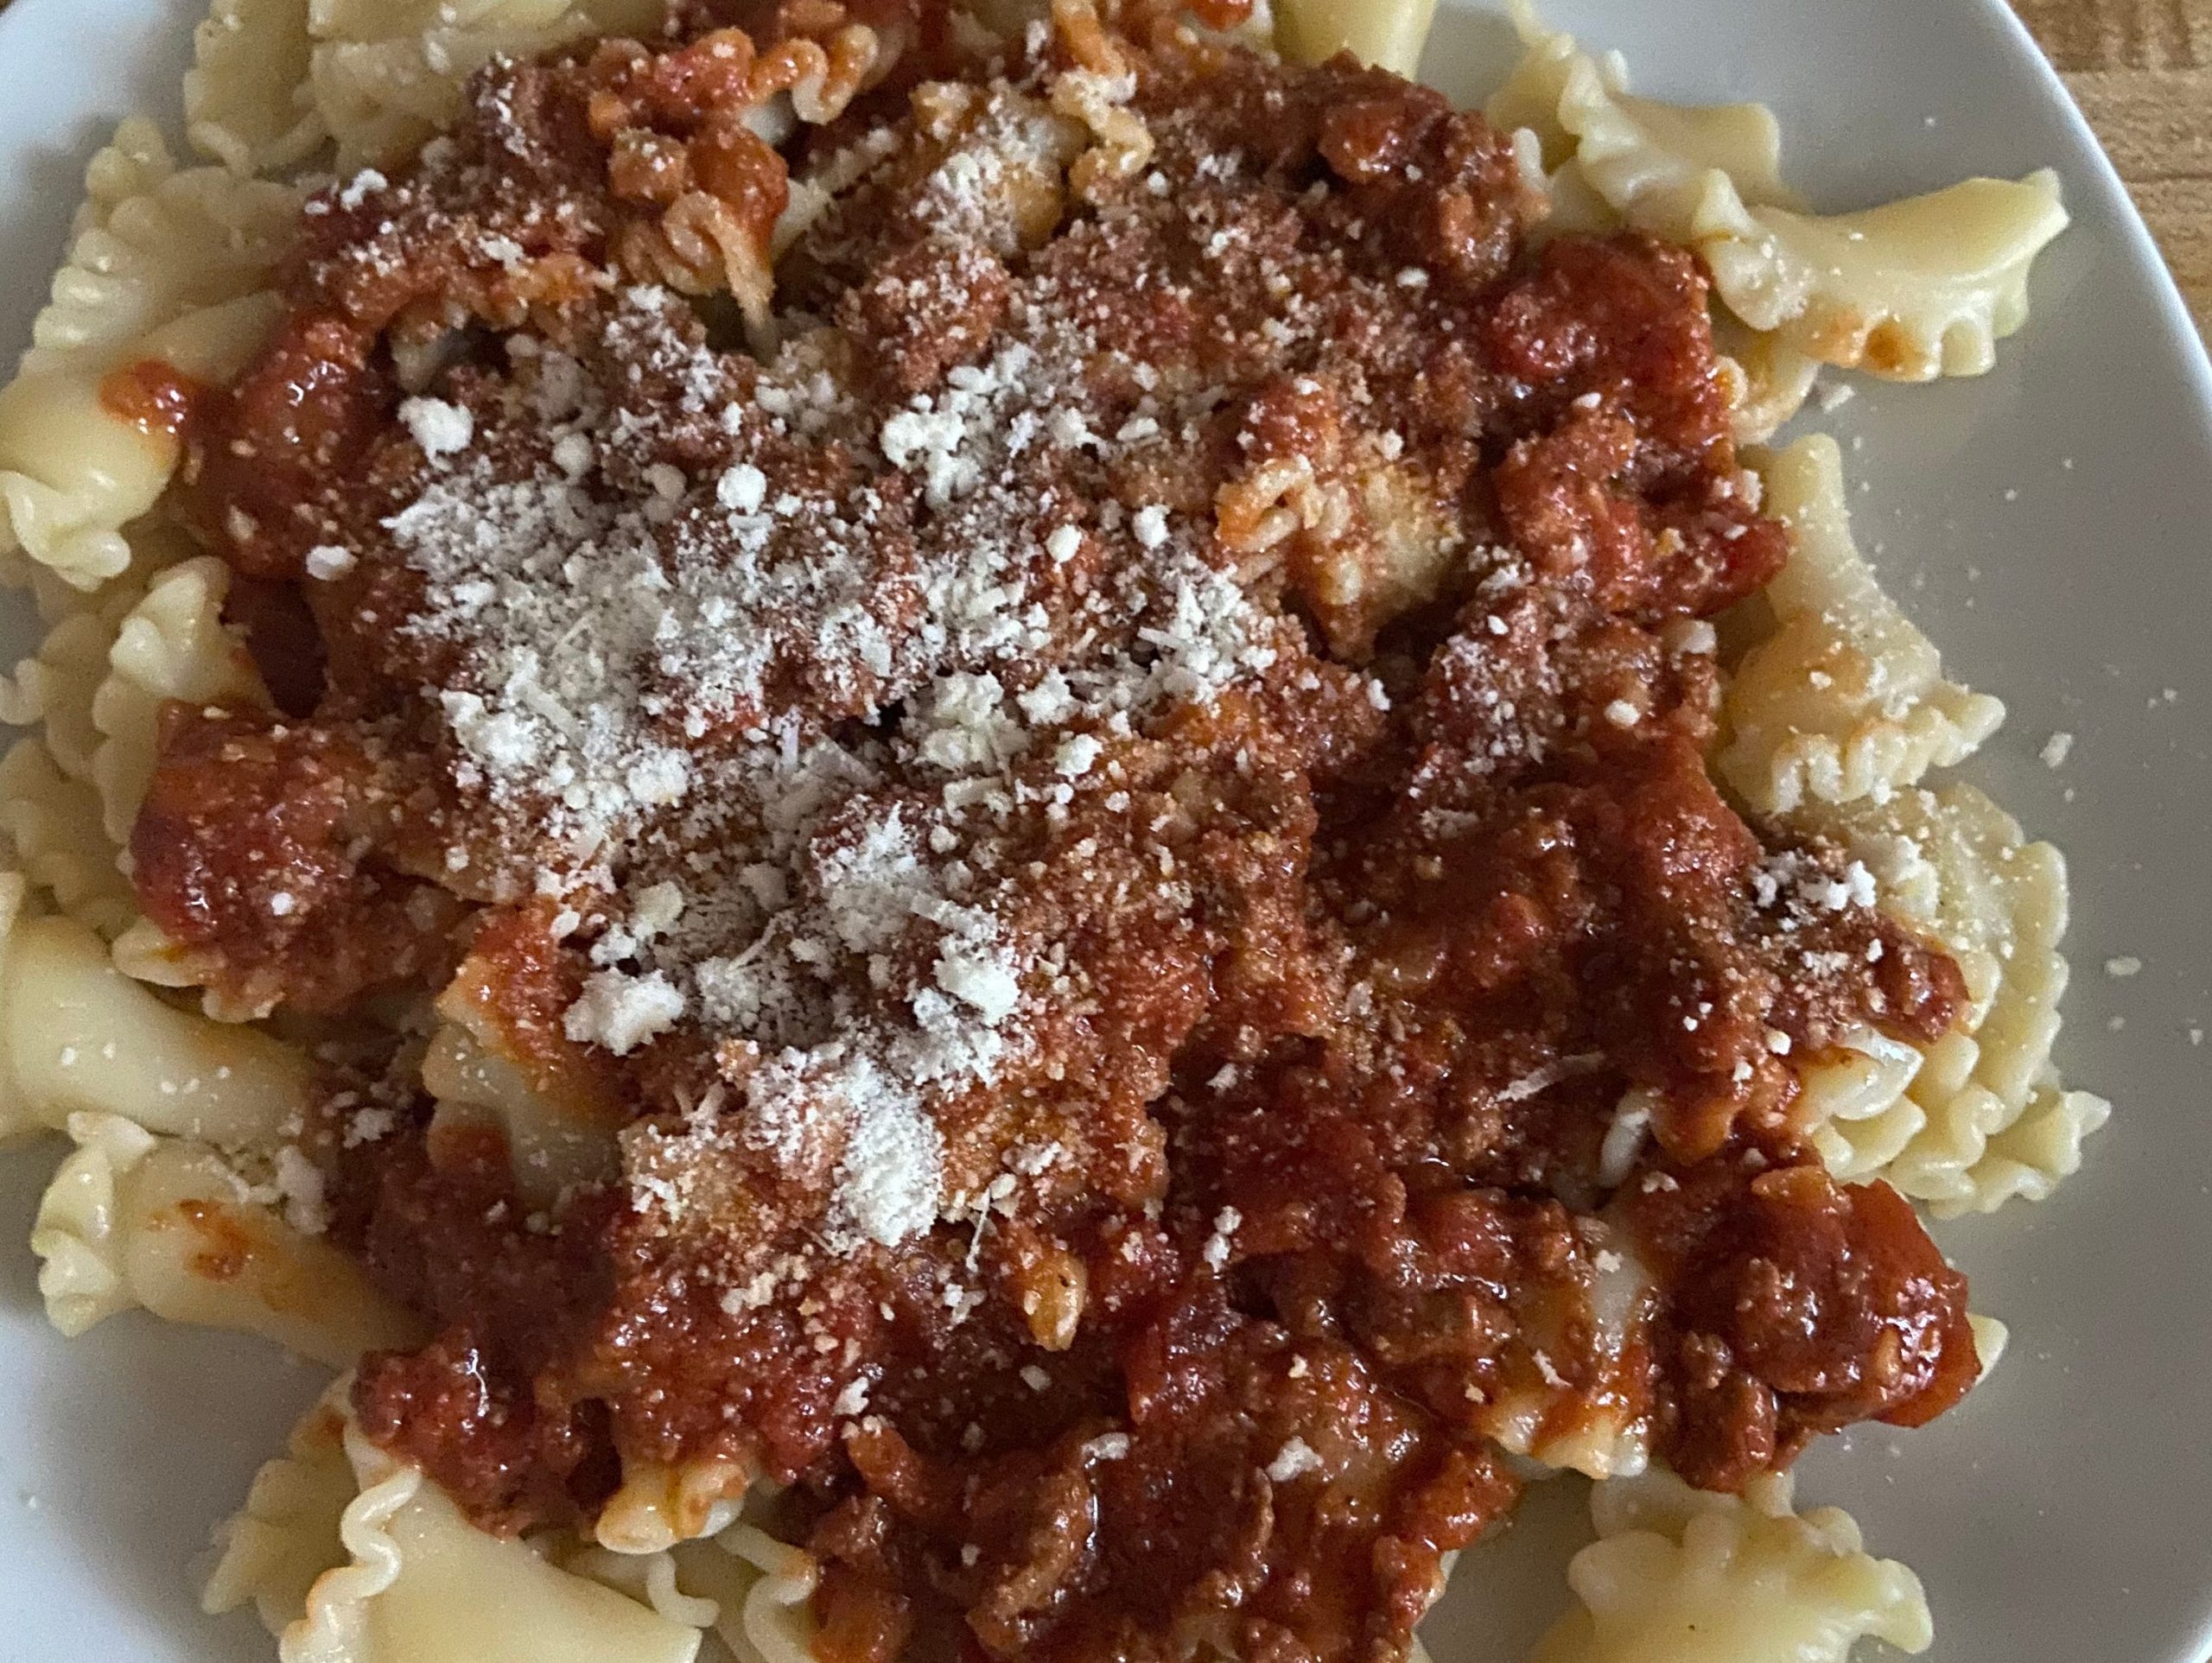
<box><xmin>0</xmin><ymin>0</ymin><xmax>2207</xmax><ymax>1660</ymax></box>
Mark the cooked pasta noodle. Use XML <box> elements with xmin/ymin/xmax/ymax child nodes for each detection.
<box><xmin>90</xmin><ymin>553</ymin><xmax>270</xmax><ymax>842</ymax></box>
<box><xmin>0</xmin><ymin>371</ymin><xmax>193</xmax><ymax>591</ymax></box>
<box><xmin>552</xmin><ymin>1543</ymin><xmax>722</xmax><ymax>1632</ymax></box>
<box><xmin>1216</xmin><ymin>435</ymin><xmax>1464</xmax><ymax>657</ymax></box>
<box><xmin>1529</xmin><ymin>1469</ymin><xmax>1932</xmax><ymax>1663</ymax></box>
<box><xmin>422</xmin><ymin>1022</ymin><xmax>624</xmax><ymax>1208</ymax></box>
<box><xmin>16</xmin><ymin>126</ymin><xmax>296</xmax><ymax>381</ymax></box>
<box><xmin>1792</xmin><ymin>1026</ymin><xmax>1929</xmax><ymax>1181</ymax></box>
<box><xmin>1480</xmin><ymin>8</ymin><xmax>1576</xmax><ymax>165</ymax></box>
<box><xmin>312</xmin><ymin>0</ymin><xmax>672</xmax><ymax>171</ymax></box>
<box><xmin>2</xmin><ymin>601</ymin><xmax>130</xmax><ymax>770</ymax></box>
<box><xmin>591</xmin><ymin>1456</ymin><xmax>754</xmax><ymax>1555</ymax></box>
<box><xmin>0</xmin><ymin>121</ymin><xmax>296</xmax><ymax>587</ymax></box>
<box><xmin>685</xmin><ymin>1524</ymin><xmax>820</xmax><ymax>1663</ymax></box>
<box><xmin>1792</xmin><ymin>782</ymin><xmax>2109</xmax><ymax>1215</ymax></box>
<box><xmin>1719</xmin><ymin>435</ymin><xmax>2005</xmax><ymax>814</ymax></box>
<box><xmin>110</xmin><ymin>914</ymin><xmax>225</xmax><ymax>995</ymax></box>
<box><xmin>204</xmin><ymin>1393</ymin><xmax>366</xmax><ymax>1640</ymax></box>
<box><xmin>72</xmin><ymin>114</ymin><xmax>180</xmax><ymax>236</ymax></box>
<box><xmin>0</xmin><ymin>737</ymin><xmax>137</xmax><ymax>939</ymax></box>
<box><xmin>0</xmin><ymin>909</ymin><xmax>311</xmax><ymax>1143</ymax></box>
<box><xmin>552</xmin><ymin>1512</ymin><xmax>823</xmax><ymax>1663</ymax></box>
<box><xmin>1693</xmin><ymin>173</ymin><xmax>2069</xmax><ymax>382</ymax></box>
<box><xmin>1478</xmin><ymin>1222</ymin><xmax>1654</xmax><ymax>1481</ymax></box>
<box><xmin>206</xmin><ymin>1380</ymin><xmax>704</xmax><ymax>1663</ymax></box>
<box><xmin>1489</xmin><ymin>5</ymin><xmax>1796</xmax><ymax>208</ymax></box>
<box><xmin>1493</xmin><ymin>6</ymin><xmax>2069</xmax><ymax>382</ymax></box>
<box><xmin>31</xmin><ymin>1111</ymin><xmax>421</xmax><ymax>1362</ymax></box>
<box><xmin>1967</xmin><ymin>1312</ymin><xmax>2009</xmax><ymax>1383</ymax></box>
<box><xmin>186</xmin><ymin>0</ymin><xmax>326</xmax><ymax>174</ymax></box>
<box><xmin>184</xmin><ymin>0</ymin><xmax>674</xmax><ymax>175</ymax></box>
<box><xmin>1050</xmin><ymin>0</ymin><xmax>1156</xmax><ymax>197</ymax></box>
<box><xmin>1274</xmin><ymin>0</ymin><xmax>1435</xmax><ymax>77</ymax></box>
<box><xmin>1713</xmin><ymin>314</ymin><xmax>1821</xmax><ymax>447</ymax></box>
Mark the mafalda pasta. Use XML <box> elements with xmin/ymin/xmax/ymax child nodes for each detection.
<box><xmin>0</xmin><ymin>0</ymin><xmax>2092</xmax><ymax>1660</ymax></box>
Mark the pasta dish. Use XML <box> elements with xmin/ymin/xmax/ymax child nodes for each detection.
<box><xmin>0</xmin><ymin>0</ymin><xmax>2099</xmax><ymax>1660</ymax></box>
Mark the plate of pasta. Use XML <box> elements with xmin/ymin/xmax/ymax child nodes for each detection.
<box><xmin>0</xmin><ymin>0</ymin><xmax>2208</xmax><ymax>1660</ymax></box>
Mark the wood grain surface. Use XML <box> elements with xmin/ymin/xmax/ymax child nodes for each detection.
<box><xmin>2012</xmin><ymin>0</ymin><xmax>2209</xmax><ymax>333</ymax></box>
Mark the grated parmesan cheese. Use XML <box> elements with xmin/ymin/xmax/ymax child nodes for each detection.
<box><xmin>272</xmin><ymin>1146</ymin><xmax>328</xmax><ymax>1237</ymax></box>
<box><xmin>563</xmin><ymin>968</ymin><xmax>687</xmax><ymax>1055</ymax></box>
<box><xmin>1265</xmin><ymin>1437</ymin><xmax>1322</xmax><ymax>1482</ymax></box>
<box><xmin>399</xmin><ymin>396</ymin><xmax>474</xmax><ymax>458</ymax></box>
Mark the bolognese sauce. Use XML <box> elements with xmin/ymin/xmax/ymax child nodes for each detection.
<box><xmin>122</xmin><ymin>2</ymin><xmax>1978</xmax><ymax>1659</ymax></box>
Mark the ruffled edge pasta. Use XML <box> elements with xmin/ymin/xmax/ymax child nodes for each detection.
<box><xmin>591</xmin><ymin>1455</ymin><xmax>755</xmax><ymax>1556</ymax></box>
<box><xmin>1794</xmin><ymin>1026</ymin><xmax>1930</xmax><ymax>1180</ymax></box>
<box><xmin>1488</xmin><ymin>3</ymin><xmax>1795</xmax><ymax>206</ymax></box>
<box><xmin>186</xmin><ymin>0</ymin><xmax>698</xmax><ymax>176</ymax></box>
<box><xmin>1478</xmin><ymin>1216</ymin><xmax>1654</xmax><ymax>1481</ymax></box>
<box><xmin>0</xmin><ymin>871</ymin><xmax>30</xmax><ymax>1138</ymax></box>
<box><xmin>1697</xmin><ymin>174</ymin><xmax>2068</xmax><ymax>382</ymax></box>
<box><xmin>203</xmin><ymin>1392</ymin><xmax>364</xmax><ymax>1640</ymax></box>
<box><xmin>1274</xmin><ymin>0</ymin><xmax>1434</xmax><ymax>77</ymax></box>
<box><xmin>29</xmin><ymin>1110</ymin><xmax>420</xmax><ymax>1364</ymax></box>
<box><xmin>0</xmin><ymin>908</ymin><xmax>313</xmax><ymax>1143</ymax></box>
<box><xmin>0</xmin><ymin>121</ymin><xmax>296</xmax><ymax>588</ymax></box>
<box><xmin>90</xmin><ymin>553</ymin><xmax>271</xmax><ymax>842</ymax></box>
<box><xmin>212</xmin><ymin>1384</ymin><xmax>816</xmax><ymax>1662</ymax></box>
<box><xmin>0</xmin><ymin>579</ymin><xmax>143</xmax><ymax>772</ymax></box>
<box><xmin>308</xmin><ymin>0</ymin><xmax>674</xmax><ymax>171</ymax></box>
<box><xmin>423</xmin><ymin>1020</ymin><xmax>625</xmax><ymax>1210</ymax></box>
<box><xmin>0</xmin><ymin>736</ymin><xmax>137</xmax><ymax>940</ymax></box>
<box><xmin>187</xmin><ymin>0</ymin><xmax>328</xmax><ymax>175</ymax></box>
<box><xmin>563</xmin><ymin>1517</ymin><xmax>823</xmax><ymax>1663</ymax></box>
<box><xmin>1</xmin><ymin>540</ymin><xmax>260</xmax><ymax>948</ymax></box>
<box><xmin>1712</xmin><ymin>312</ymin><xmax>1820</xmax><ymax>447</ymax></box>
<box><xmin>1529</xmin><ymin>1468</ymin><xmax>1932</xmax><ymax>1663</ymax></box>
<box><xmin>206</xmin><ymin>1377</ymin><xmax>721</xmax><ymax>1663</ymax></box>
<box><xmin>1493</xmin><ymin>3</ymin><xmax>2067</xmax><ymax>383</ymax></box>
<box><xmin>677</xmin><ymin>1524</ymin><xmax>822</xmax><ymax>1663</ymax></box>
<box><xmin>20</xmin><ymin>127</ymin><xmax>298</xmax><ymax>379</ymax></box>
<box><xmin>1791</xmin><ymin>782</ymin><xmax>2108</xmax><ymax>1216</ymax></box>
<box><xmin>1717</xmin><ymin>435</ymin><xmax>2005</xmax><ymax>815</ymax></box>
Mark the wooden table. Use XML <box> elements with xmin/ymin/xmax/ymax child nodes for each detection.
<box><xmin>2014</xmin><ymin>0</ymin><xmax>2210</xmax><ymax>333</ymax></box>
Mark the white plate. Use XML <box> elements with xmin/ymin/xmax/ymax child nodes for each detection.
<box><xmin>0</xmin><ymin>1</ymin><xmax>2207</xmax><ymax>1660</ymax></box>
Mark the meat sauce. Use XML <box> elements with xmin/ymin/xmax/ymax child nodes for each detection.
<box><xmin>123</xmin><ymin>4</ymin><xmax>1978</xmax><ymax>1660</ymax></box>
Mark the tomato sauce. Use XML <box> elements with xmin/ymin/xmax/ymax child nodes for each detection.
<box><xmin>130</xmin><ymin>8</ymin><xmax>1978</xmax><ymax>1660</ymax></box>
